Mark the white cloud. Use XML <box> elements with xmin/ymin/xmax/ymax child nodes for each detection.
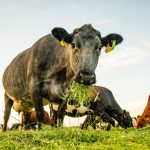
<box><xmin>96</xmin><ymin>42</ymin><xmax>150</xmax><ymax>74</ymax></box>
<box><xmin>141</xmin><ymin>40</ymin><xmax>150</xmax><ymax>48</ymax></box>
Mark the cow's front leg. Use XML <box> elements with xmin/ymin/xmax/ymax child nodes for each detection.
<box><xmin>95</xmin><ymin>108</ymin><xmax>115</xmax><ymax>127</ymax></box>
<box><xmin>100</xmin><ymin>112</ymin><xmax>115</xmax><ymax>127</ymax></box>
<box><xmin>52</xmin><ymin>109</ymin><xmax>58</xmax><ymax>126</ymax></box>
<box><xmin>21</xmin><ymin>112</ymin><xmax>32</xmax><ymax>130</ymax></box>
<box><xmin>3</xmin><ymin>93</ymin><xmax>13</xmax><ymax>131</ymax></box>
<box><xmin>57</xmin><ymin>101</ymin><xmax>67</xmax><ymax>127</ymax></box>
<box><xmin>32</xmin><ymin>84</ymin><xmax>44</xmax><ymax>130</ymax></box>
<box><xmin>94</xmin><ymin>101</ymin><xmax>115</xmax><ymax>127</ymax></box>
<box><xmin>81</xmin><ymin>111</ymin><xmax>96</xmax><ymax>129</ymax></box>
<box><xmin>49</xmin><ymin>104</ymin><xmax>57</xmax><ymax>126</ymax></box>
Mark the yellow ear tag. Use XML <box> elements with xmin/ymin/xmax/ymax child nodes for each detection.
<box><xmin>105</xmin><ymin>40</ymin><xmax>116</xmax><ymax>53</ymax></box>
<box><xmin>105</xmin><ymin>43</ymin><xmax>112</xmax><ymax>53</ymax></box>
<box><xmin>60</xmin><ymin>40</ymin><xmax>67</xmax><ymax>47</ymax></box>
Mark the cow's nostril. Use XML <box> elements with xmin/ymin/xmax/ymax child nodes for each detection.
<box><xmin>80</xmin><ymin>72</ymin><xmax>93</xmax><ymax>79</ymax></box>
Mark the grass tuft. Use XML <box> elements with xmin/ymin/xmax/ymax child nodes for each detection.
<box><xmin>64</xmin><ymin>81</ymin><xmax>94</xmax><ymax>104</ymax></box>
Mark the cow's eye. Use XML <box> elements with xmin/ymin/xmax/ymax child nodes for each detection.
<box><xmin>71</xmin><ymin>43</ymin><xmax>75</xmax><ymax>49</ymax></box>
<box><xmin>76</xmin><ymin>42</ymin><xmax>81</xmax><ymax>49</ymax></box>
<box><xmin>95</xmin><ymin>44</ymin><xmax>99</xmax><ymax>50</ymax></box>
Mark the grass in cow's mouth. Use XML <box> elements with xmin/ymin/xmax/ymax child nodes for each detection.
<box><xmin>64</xmin><ymin>81</ymin><xmax>94</xmax><ymax>104</ymax></box>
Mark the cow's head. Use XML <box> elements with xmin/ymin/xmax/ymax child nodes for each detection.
<box><xmin>52</xmin><ymin>24</ymin><xmax>123</xmax><ymax>85</ymax></box>
<box><xmin>136</xmin><ymin>114</ymin><xmax>150</xmax><ymax>128</ymax></box>
<box><xmin>119</xmin><ymin>110</ymin><xmax>133</xmax><ymax>128</ymax></box>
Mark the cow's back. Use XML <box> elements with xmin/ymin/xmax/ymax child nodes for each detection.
<box><xmin>141</xmin><ymin>96</ymin><xmax>150</xmax><ymax>116</ymax></box>
<box><xmin>92</xmin><ymin>86</ymin><xmax>122</xmax><ymax>111</ymax></box>
<box><xmin>3</xmin><ymin>48</ymin><xmax>30</xmax><ymax>99</ymax></box>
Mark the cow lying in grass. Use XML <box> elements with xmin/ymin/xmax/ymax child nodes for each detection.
<box><xmin>21</xmin><ymin>110</ymin><xmax>52</xmax><ymax>130</ymax></box>
<box><xmin>50</xmin><ymin>86</ymin><xmax>133</xmax><ymax>130</ymax></box>
<box><xmin>9</xmin><ymin>110</ymin><xmax>52</xmax><ymax>130</ymax></box>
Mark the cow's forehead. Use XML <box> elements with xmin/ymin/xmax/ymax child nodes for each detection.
<box><xmin>73</xmin><ymin>24</ymin><xmax>96</xmax><ymax>33</ymax></box>
<box><xmin>73</xmin><ymin>33</ymin><xmax>101</xmax><ymax>46</ymax></box>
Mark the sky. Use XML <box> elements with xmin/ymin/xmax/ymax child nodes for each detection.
<box><xmin>0</xmin><ymin>0</ymin><xmax>150</xmax><ymax>127</ymax></box>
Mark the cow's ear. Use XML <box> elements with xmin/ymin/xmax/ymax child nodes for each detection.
<box><xmin>52</xmin><ymin>27</ymin><xmax>73</xmax><ymax>47</ymax></box>
<box><xmin>101</xmin><ymin>34</ymin><xmax>123</xmax><ymax>53</ymax></box>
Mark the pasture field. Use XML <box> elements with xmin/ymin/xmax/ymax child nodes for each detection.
<box><xmin>0</xmin><ymin>125</ymin><xmax>150</xmax><ymax>150</ymax></box>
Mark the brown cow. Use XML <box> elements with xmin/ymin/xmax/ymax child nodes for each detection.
<box><xmin>22</xmin><ymin>110</ymin><xmax>52</xmax><ymax>130</ymax></box>
<box><xmin>136</xmin><ymin>95</ymin><xmax>150</xmax><ymax>128</ymax></box>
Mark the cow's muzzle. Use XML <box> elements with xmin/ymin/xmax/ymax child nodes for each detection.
<box><xmin>74</xmin><ymin>69</ymin><xmax>96</xmax><ymax>85</ymax></box>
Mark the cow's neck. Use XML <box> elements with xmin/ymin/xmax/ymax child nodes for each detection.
<box><xmin>43</xmin><ymin>64</ymin><xmax>74</xmax><ymax>100</ymax></box>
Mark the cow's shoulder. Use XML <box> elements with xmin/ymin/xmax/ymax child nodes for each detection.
<box><xmin>31</xmin><ymin>34</ymin><xmax>59</xmax><ymax>52</ymax></box>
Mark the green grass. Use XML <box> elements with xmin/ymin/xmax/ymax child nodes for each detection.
<box><xmin>65</xmin><ymin>81</ymin><xmax>94</xmax><ymax>103</ymax></box>
<box><xmin>0</xmin><ymin>125</ymin><xmax>150</xmax><ymax>150</ymax></box>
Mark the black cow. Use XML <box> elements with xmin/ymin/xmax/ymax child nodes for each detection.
<box><xmin>2</xmin><ymin>24</ymin><xmax>123</xmax><ymax>131</ymax></box>
<box><xmin>51</xmin><ymin>86</ymin><xmax>133</xmax><ymax>129</ymax></box>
